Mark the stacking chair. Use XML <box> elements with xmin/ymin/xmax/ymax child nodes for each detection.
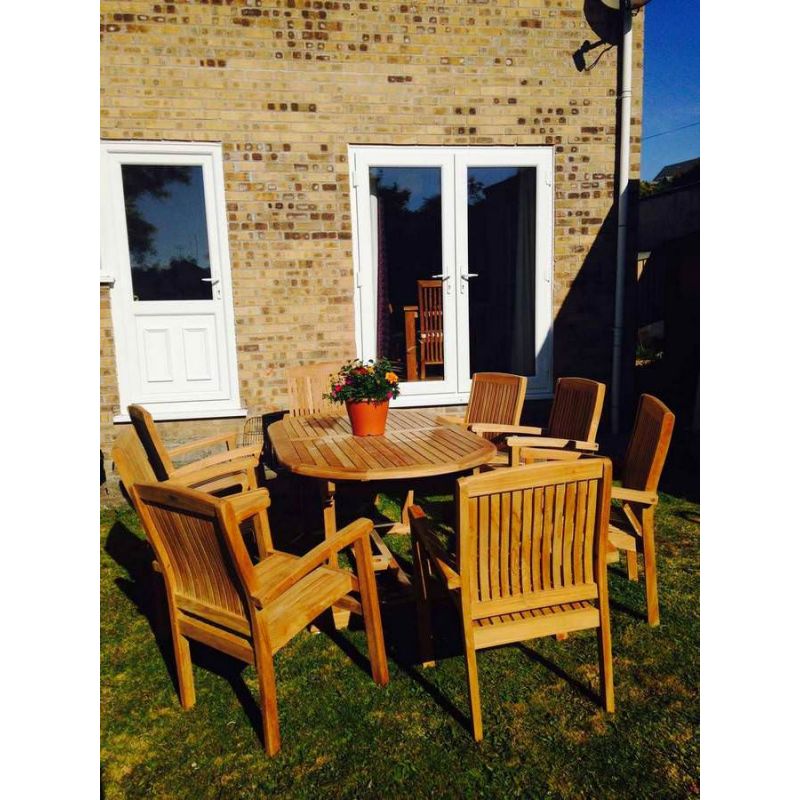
<box><xmin>437</xmin><ymin>372</ymin><xmax>531</xmax><ymax>467</ymax></box>
<box><xmin>131</xmin><ymin>481</ymin><xmax>389</xmax><ymax>756</ymax></box>
<box><xmin>285</xmin><ymin>360</ymin><xmax>346</xmax><ymax>416</ymax></box>
<box><xmin>410</xmin><ymin>458</ymin><xmax>615</xmax><ymax>741</ymax></box>
<box><xmin>128</xmin><ymin>404</ymin><xmax>262</xmax><ymax>489</ymax></box>
<box><xmin>113</xmin><ymin>427</ymin><xmax>257</xmax><ymax>500</ymax></box>
<box><xmin>606</xmin><ymin>394</ymin><xmax>675</xmax><ymax>626</ymax></box>
<box><xmin>417</xmin><ymin>279</ymin><xmax>444</xmax><ymax>380</ymax></box>
<box><xmin>491</xmin><ymin>377</ymin><xmax>606</xmax><ymax>465</ymax></box>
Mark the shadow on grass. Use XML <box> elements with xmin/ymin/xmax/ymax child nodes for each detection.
<box><xmin>514</xmin><ymin>643</ymin><xmax>603</xmax><ymax>707</ymax></box>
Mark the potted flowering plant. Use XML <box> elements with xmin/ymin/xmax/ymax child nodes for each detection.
<box><xmin>325</xmin><ymin>358</ymin><xmax>400</xmax><ymax>436</ymax></box>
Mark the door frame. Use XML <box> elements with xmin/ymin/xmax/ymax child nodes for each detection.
<box><xmin>348</xmin><ymin>144</ymin><xmax>554</xmax><ymax>406</ymax></box>
<box><xmin>100</xmin><ymin>140</ymin><xmax>244</xmax><ymax>421</ymax></box>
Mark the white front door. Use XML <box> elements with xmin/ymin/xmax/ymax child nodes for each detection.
<box><xmin>349</xmin><ymin>145</ymin><xmax>554</xmax><ymax>406</ymax></box>
<box><xmin>101</xmin><ymin>142</ymin><xmax>243</xmax><ymax>421</ymax></box>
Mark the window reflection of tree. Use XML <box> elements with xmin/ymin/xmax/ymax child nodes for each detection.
<box><xmin>121</xmin><ymin>165</ymin><xmax>211</xmax><ymax>301</ymax></box>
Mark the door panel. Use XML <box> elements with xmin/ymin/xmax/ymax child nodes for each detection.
<box><xmin>455</xmin><ymin>150</ymin><xmax>553</xmax><ymax>396</ymax></box>
<box><xmin>134</xmin><ymin>313</ymin><xmax>225</xmax><ymax>401</ymax></box>
<box><xmin>353</xmin><ymin>149</ymin><xmax>458</xmax><ymax>398</ymax></box>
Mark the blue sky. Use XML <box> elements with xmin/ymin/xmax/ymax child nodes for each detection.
<box><xmin>641</xmin><ymin>0</ymin><xmax>700</xmax><ymax>180</ymax></box>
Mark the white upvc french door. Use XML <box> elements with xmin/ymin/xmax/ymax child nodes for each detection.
<box><xmin>101</xmin><ymin>141</ymin><xmax>243</xmax><ymax>421</ymax></box>
<box><xmin>349</xmin><ymin>145</ymin><xmax>553</xmax><ymax>406</ymax></box>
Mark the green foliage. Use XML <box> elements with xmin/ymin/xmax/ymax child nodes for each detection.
<box><xmin>324</xmin><ymin>358</ymin><xmax>401</xmax><ymax>404</ymax></box>
<box><xmin>101</xmin><ymin>485</ymin><xmax>699</xmax><ymax>799</ymax></box>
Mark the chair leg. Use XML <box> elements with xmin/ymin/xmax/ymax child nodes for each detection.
<box><xmin>411</xmin><ymin>533</ymin><xmax>436</xmax><ymax>667</ymax></box>
<box><xmin>353</xmin><ymin>535</ymin><xmax>389</xmax><ymax>686</ymax></box>
<box><xmin>170</xmin><ymin>619</ymin><xmax>196</xmax><ymax>709</ymax></box>
<box><xmin>626</xmin><ymin>549</ymin><xmax>639</xmax><ymax>582</ymax></box>
<box><xmin>460</xmin><ymin>616</ymin><xmax>483</xmax><ymax>742</ymax></box>
<box><xmin>596</xmin><ymin>603</ymin><xmax>615</xmax><ymax>713</ymax></box>
<box><xmin>253</xmin><ymin>631</ymin><xmax>281</xmax><ymax>756</ymax></box>
<box><xmin>642</xmin><ymin>509</ymin><xmax>660</xmax><ymax>626</ymax></box>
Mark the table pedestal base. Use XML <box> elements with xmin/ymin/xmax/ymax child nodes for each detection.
<box><xmin>319</xmin><ymin>479</ymin><xmax>411</xmax><ymax>628</ymax></box>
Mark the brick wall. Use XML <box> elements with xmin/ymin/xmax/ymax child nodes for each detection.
<box><xmin>100</xmin><ymin>0</ymin><xmax>643</xmax><ymax>467</ymax></box>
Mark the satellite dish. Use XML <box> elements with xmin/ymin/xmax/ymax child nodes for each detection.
<box><xmin>600</xmin><ymin>0</ymin><xmax>652</xmax><ymax>9</ymax></box>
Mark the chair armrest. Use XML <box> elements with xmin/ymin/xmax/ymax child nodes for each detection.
<box><xmin>408</xmin><ymin>506</ymin><xmax>461</xmax><ymax>589</ymax></box>
<box><xmin>611</xmin><ymin>486</ymin><xmax>658</xmax><ymax>506</ymax></box>
<box><xmin>469</xmin><ymin>423</ymin><xmax>543</xmax><ymax>436</ymax></box>
<box><xmin>171</xmin><ymin>444</ymin><xmax>262</xmax><ymax>476</ymax></box>
<box><xmin>168</xmin><ymin>431</ymin><xmax>238</xmax><ymax>458</ymax></box>
<box><xmin>506</xmin><ymin>435</ymin><xmax>599</xmax><ymax>452</ymax></box>
<box><xmin>436</xmin><ymin>414</ymin><xmax>467</xmax><ymax>427</ymax></box>
<box><xmin>226</xmin><ymin>488</ymin><xmax>271</xmax><ymax>523</ymax></box>
<box><xmin>251</xmin><ymin>518</ymin><xmax>374</xmax><ymax>609</ymax></box>
<box><xmin>170</xmin><ymin>456</ymin><xmax>257</xmax><ymax>489</ymax></box>
<box><xmin>519</xmin><ymin>448</ymin><xmax>585</xmax><ymax>464</ymax></box>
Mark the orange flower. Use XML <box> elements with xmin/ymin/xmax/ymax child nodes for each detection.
<box><xmin>386</xmin><ymin>371</ymin><xmax>399</xmax><ymax>384</ymax></box>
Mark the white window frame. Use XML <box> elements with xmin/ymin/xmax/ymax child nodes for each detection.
<box><xmin>100</xmin><ymin>140</ymin><xmax>245</xmax><ymax>422</ymax></box>
<box><xmin>348</xmin><ymin>144</ymin><xmax>554</xmax><ymax>406</ymax></box>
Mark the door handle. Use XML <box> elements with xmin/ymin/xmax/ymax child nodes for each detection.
<box><xmin>201</xmin><ymin>277</ymin><xmax>220</xmax><ymax>285</ymax></box>
<box><xmin>460</xmin><ymin>272</ymin><xmax>479</xmax><ymax>294</ymax></box>
<box><xmin>430</xmin><ymin>274</ymin><xmax>452</xmax><ymax>294</ymax></box>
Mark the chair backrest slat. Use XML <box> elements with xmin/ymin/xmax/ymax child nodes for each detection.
<box><xmin>465</xmin><ymin>373</ymin><xmax>527</xmax><ymax>426</ymax></box>
<box><xmin>128</xmin><ymin>404</ymin><xmax>174</xmax><ymax>480</ymax></box>
<box><xmin>621</xmin><ymin>394</ymin><xmax>675</xmax><ymax>492</ymax></box>
<box><xmin>285</xmin><ymin>361</ymin><xmax>347</xmax><ymax>417</ymax></box>
<box><xmin>547</xmin><ymin>378</ymin><xmax>606</xmax><ymax>442</ymax></box>
<box><xmin>417</xmin><ymin>280</ymin><xmax>444</xmax><ymax>366</ymax></box>
<box><xmin>133</xmin><ymin>483</ymin><xmax>254</xmax><ymax>622</ymax></box>
<box><xmin>457</xmin><ymin>459</ymin><xmax>611</xmax><ymax>616</ymax></box>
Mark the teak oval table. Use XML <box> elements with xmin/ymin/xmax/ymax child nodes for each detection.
<box><xmin>268</xmin><ymin>409</ymin><xmax>497</xmax><ymax>622</ymax></box>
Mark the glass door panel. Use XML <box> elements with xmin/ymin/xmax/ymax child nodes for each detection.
<box><xmin>369</xmin><ymin>166</ymin><xmax>445</xmax><ymax>383</ymax></box>
<box><xmin>121</xmin><ymin>164</ymin><xmax>213</xmax><ymax>302</ymax></box>
<box><xmin>465</xmin><ymin>166</ymin><xmax>537</xmax><ymax>376</ymax></box>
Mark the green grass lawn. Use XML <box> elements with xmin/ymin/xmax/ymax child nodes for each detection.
<box><xmin>101</xmin><ymin>477</ymin><xmax>699</xmax><ymax>799</ymax></box>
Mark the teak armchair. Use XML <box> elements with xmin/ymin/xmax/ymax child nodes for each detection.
<box><xmin>128</xmin><ymin>404</ymin><xmax>262</xmax><ymax>490</ymax></box>
<box><xmin>113</xmin><ymin>427</ymin><xmax>258</xmax><ymax>501</ymax></box>
<box><xmin>285</xmin><ymin>360</ymin><xmax>346</xmax><ymax>416</ymax></box>
<box><xmin>410</xmin><ymin>458</ymin><xmax>615</xmax><ymax>741</ymax></box>
<box><xmin>131</xmin><ymin>481</ymin><xmax>389</xmax><ymax>756</ymax></box>
<box><xmin>606</xmin><ymin>394</ymin><xmax>675</xmax><ymax>626</ymax></box>
<box><xmin>495</xmin><ymin>377</ymin><xmax>606</xmax><ymax>465</ymax></box>
<box><xmin>436</xmin><ymin>372</ymin><xmax>530</xmax><ymax>467</ymax></box>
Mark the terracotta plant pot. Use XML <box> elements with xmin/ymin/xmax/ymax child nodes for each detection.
<box><xmin>345</xmin><ymin>399</ymin><xmax>389</xmax><ymax>436</ymax></box>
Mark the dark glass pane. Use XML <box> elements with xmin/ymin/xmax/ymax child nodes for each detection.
<box><xmin>369</xmin><ymin>166</ymin><xmax>444</xmax><ymax>382</ymax></box>
<box><xmin>467</xmin><ymin>167</ymin><xmax>537</xmax><ymax>376</ymax></box>
<box><xmin>121</xmin><ymin>164</ymin><xmax>212</xmax><ymax>301</ymax></box>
